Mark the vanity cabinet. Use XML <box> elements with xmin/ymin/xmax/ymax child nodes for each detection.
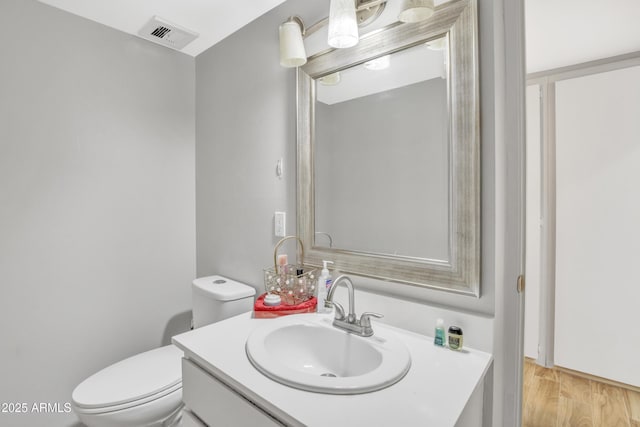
<box><xmin>182</xmin><ymin>358</ymin><xmax>283</xmax><ymax>427</ymax></box>
<box><xmin>174</xmin><ymin>313</ymin><xmax>493</xmax><ymax>427</ymax></box>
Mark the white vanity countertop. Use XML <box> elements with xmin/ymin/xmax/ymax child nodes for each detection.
<box><xmin>172</xmin><ymin>312</ymin><xmax>493</xmax><ymax>427</ymax></box>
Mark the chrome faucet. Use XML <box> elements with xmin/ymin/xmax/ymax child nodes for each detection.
<box><xmin>325</xmin><ymin>275</ymin><xmax>383</xmax><ymax>337</ymax></box>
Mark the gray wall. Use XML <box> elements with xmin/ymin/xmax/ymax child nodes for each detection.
<box><xmin>315</xmin><ymin>79</ymin><xmax>449</xmax><ymax>259</ymax></box>
<box><xmin>196</xmin><ymin>0</ymin><xmax>495</xmax><ymax>315</ymax></box>
<box><xmin>0</xmin><ymin>1</ymin><xmax>196</xmax><ymax>426</ymax></box>
<box><xmin>195</xmin><ymin>0</ymin><xmax>328</xmax><ymax>288</ymax></box>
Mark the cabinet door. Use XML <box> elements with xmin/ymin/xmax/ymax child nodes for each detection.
<box><xmin>555</xmin><ymin>65</ymin><xmax>640</xmax><ymax>387</ymax></box>
<box><xmin>182</xmin><ymin>358</ymin><xmax>284</xmax><ymax>427</ymax></box>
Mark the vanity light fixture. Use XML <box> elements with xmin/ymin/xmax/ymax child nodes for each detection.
<box><xmin>281</xmin><ymin>0</ymin><xmax>436</xmax><ymax>68</ymax></box>
<box><xmin>328</xmin><ymin>0</ymin><xmax>359</xmax><ymax>48</ymax></box>
<box><xmin>279</xmin><ymin>16</ymin><xmax>307</xmax><ymax>68</ymax></box>
<box><xmin>398</xmin><ymin>0</ymin><xmax>435</xmax><ymax>23</ymax></box>
<box><xmin>363</xmin><ymin>54</ymin><xmax>390</xmax><ymax>70</ymax></box>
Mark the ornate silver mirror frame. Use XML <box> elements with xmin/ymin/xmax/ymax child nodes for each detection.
<box><xmin>297</xmin><ymin>0</ymin><xmax>480</xmax><ymax>296</ymax></box>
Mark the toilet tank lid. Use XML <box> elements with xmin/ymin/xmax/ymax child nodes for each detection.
<box><xmin>192</xmin><ymin>275</ymin><xmax>256</xmax><ymax>301</ymax></box>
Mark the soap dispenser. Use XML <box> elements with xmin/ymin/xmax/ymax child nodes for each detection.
<box><xmin>316</xmin><ymin>260</ymin><xmax>334</xmax><ymax>313</ymax></box>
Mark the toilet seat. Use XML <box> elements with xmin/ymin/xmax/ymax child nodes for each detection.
<box><xmin>72</xmin><ymin>344</ymin><xmax>183</xmax><ymax>414</ymax></box>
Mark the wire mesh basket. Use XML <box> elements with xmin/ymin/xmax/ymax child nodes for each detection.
<box><xmin>263</xmin><ymin>236</ymin><xmax>317</xmax><ymax>306</ymax></box>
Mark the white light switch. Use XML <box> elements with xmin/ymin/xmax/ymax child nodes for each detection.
<box><xmin>274</xmin><ymin>211</ymin><xmax>286</xmax><ymax>237</ymax></box>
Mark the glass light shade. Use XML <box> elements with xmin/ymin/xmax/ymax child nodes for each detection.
<box><xmin>328</xmin><ymin>0</ymin><xmax>359</xmax><ymax>49</ymax></box>
<box><xmin>398</xmin><ymin>0</ymin><xmax>435</xmax><ymax>23</ymax></box>
<box><xmin>363</xmin><ymin>55</ymin><xmax>391</xmax><ymax>71</ymax></box>
<box><xmin>279</xmin><ymin>21</ymin><xmax>307</xmax><ymax>68</ymax></box>
<box><xmin>318</xmin><ymin>72</ymin><xmax>341</xmax><ymax>86</ymax></box>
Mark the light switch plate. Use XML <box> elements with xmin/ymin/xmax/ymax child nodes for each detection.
<box><xmin>274</xmin><ymin>211</ymin><xmax>286</xmax><ymax>237</ymax></box>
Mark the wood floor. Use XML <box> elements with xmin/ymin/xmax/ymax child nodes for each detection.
<box><xmin>523</xmin><ymin>359</ymin><xmax>640</xmax><ymax>427</ymax></box>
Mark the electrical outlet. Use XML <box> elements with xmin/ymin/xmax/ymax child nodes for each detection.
<box><xmin>274</xmin><ymin>211</ymin><xmax>286</xmax><ymax>237</ymax></box>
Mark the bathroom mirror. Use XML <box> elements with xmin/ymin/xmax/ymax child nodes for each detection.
<box><xmin>297</xmin><ymin>0</ymin><xmax>480</xmax><ymax>295</ymax></box>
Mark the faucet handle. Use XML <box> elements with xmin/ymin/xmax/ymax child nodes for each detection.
<box><xmin>329</xmin><ymin>301</ymin><xmax>346</xmax><ymax>321</ymax></box>
<box><xmin>359</xmin><ymin>312</ymin><xmax>384</xmax><ymax>328</ymax></box>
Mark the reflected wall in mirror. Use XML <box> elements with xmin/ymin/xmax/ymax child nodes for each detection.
<box><xmin>314</xmin><ymin>38</ymin><xmax>450</xmax><ymax>260</ymax></box>
<box><xmin>297</xmin><ymin>0</ymin><xmax>480</xmax><ymax>296</ymax></box>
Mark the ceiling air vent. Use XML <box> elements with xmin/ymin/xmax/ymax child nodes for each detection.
<box><xmin>138</xmin><ymin>16</ymin><xmax>198</xmax><ymax>51</ymax></box>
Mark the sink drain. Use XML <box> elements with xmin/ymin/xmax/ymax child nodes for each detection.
<box><xmin>320</xmin><ymin>372</ymin><xmax>337</xmax><ymax>377</ymax></box>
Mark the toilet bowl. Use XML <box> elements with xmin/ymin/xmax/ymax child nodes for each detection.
<box><xmin>72</xmin><ymin>345</ymin><xmax>183</xmax><ymax>427</ymax></box>
<box><xmin>72</xmin><ymin>276</ymin><xmax>255</xmax><ymax>427</ymax></box>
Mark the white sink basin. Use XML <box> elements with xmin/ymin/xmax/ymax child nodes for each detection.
<box><xmin>245</xmin><ymin>314</ymin><xmax>411</xmax><ymax>394</ymax></box>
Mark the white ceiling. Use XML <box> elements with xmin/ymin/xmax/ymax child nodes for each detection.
<box><xmin>36</xmin><ymin>0</ymin><xmax>286</xmax><ymax>57</ymax></box>
<box><xmin>526</xmin><ymin>0</ymin><xmax>640</xmax><ymax>72</ymax></box>
<box><xmin>37</xmin><ymin>0</ymin><xmax>640</xmax><ymax>71</ymax></box>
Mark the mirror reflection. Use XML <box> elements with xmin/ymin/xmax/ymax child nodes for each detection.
<box><xmin>298</xmin><ymin>0</ymin><xmax>479</xmax><ymax>294</ymax></box>
<box><xmin>314</xmin><ymin>37</ymin><xmax>451</xmax><ymax>261</ymax></box>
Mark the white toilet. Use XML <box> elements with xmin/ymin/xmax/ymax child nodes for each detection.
<box><xmin>71</xmin><ymin>275</ymin><xmax>255</xmax><ymax>427</ymax></box>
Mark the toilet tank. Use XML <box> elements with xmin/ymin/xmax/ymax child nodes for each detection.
<box><xmin>192</xmin><ymin>275</ymin><xmax>256</xmax><ymax>328</ymax></box>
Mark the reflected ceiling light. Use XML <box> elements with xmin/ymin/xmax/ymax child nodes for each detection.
<box><xmin>279</xmin><ymin>16</ymin><xmax>307</xmax><ymax>68</ymax></box>
<box><xmin>426</xmin><ymin>37</ymin><xmax>447</xmax><ymax>51</ymax></box>
<box><xmin>398</xmin><ymin>0</ymin><xmax>435</xmax><ymax>23</ymax></box>
<box><xmin>328</xmin><ymin>0</ymin><xmax>359</xmax><ymax>49</ymax></box>
<box><xmin>363</xmin><ymin>55</ymin><xmax>390</xmax><ymax>70</ymax></box>
<box><xmin>318</xmin><ymin>72</ymin><xmax>342</xmax><ymax>85</ymax></box>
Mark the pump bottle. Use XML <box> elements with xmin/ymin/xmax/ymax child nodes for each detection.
<box><xmin>316</xmin><ymin>260</ymin><xmax>334</xmax><ymax>313</ymax></box>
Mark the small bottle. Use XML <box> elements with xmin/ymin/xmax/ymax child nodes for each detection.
<box><xmin>448</xmin><ymin>326</ymin><xmax>463</xmax><ymax>350</ymax></box>
<box><xmin>316</xmin><ymin>260</ymin><xmax>334</xmax><ymax>313</ymax></box>
<box><xmin>277</xmin><ymin>254</ymin><xmax>288</xmax><ymax>274</ymax></box>
<box><xmin>434</xmin><ymin>318</ymin><xmax>446</xmax><ymax>347</ymax></box>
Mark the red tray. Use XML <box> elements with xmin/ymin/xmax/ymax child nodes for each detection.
<box><xmin>253</xmin><ymin>294</ymin><xmax>317</xmax><ymax>318</ymax></box>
